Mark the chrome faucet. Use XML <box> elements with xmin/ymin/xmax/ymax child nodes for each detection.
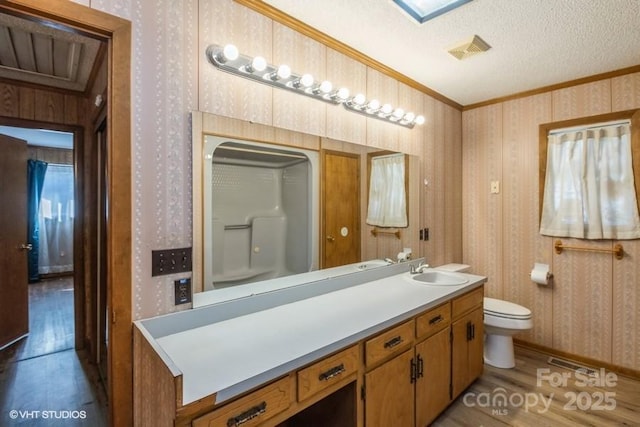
<box><xmin>410</xmin><ymin>261</ymin><xmax>430</xmax><ymax>274</ymax></box>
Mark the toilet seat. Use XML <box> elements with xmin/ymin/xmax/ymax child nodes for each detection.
<box><xmin>484</xmin><ymin>297</ymin><xmax>531</xmax><ymax>320</ymax></box>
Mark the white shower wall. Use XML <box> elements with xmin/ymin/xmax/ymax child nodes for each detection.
<box><xmin>203</xmin><ymin>136</ymin><xmax>319</xmax><ymax>290</ymax></box>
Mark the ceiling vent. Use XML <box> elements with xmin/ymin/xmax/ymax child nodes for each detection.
<box><xmin>448</xmin><ymin>35</ymin><xmax>491</xmax><ymax>60</ymax></box>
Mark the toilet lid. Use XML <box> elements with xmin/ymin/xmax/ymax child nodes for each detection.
<box><xmin>484</xmin><ymin>297</ymin><xmax>531</xmax><ymax>319</ymax></box>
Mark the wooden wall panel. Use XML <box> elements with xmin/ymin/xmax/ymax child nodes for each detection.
<box><xmin>464</xmin><ymin>71</ymin><xmax>640</xmax><ymax>371</ymax></box>
<box><xmin>199</xmin><ymin>0</ymin><xmax>273</xmax><ymax>125</ymax></box>
<box><xmin>612</xmin><ymin>240</ymin><xmax>640</xmax><ymax>370</ymax></box>
<box><xmin>551</xmin><ymin>80</ymin><xmax>611</xmax><ymax>121</ymax></box>
<box><xmin>0</xmin><ymin>82</ymin><xmax>85</xmax><ymax>126</ymax></box>
<box><xmin>462</xmin><ymin>104</ymin><xmax>503</xmax><ymax>298</ymax></box>
<box><xmin>551</xmin><ymin>240</ymin><xmax>613</xmax><ymax>363</ymax></box>
<box><xmin>443</xmin><ymin>104</ymin><xmax>463</xmax><ymax>264</ymax></box>
<box><xmin>272</xmin><ymin>23</ymin><xmax>327</xmax><ymax>136</ymax></box>
<box><xmin>501</xmin><ymin>93</ymin><xmax>553</xmax><ymax>346</ymax></box>
<box><xmin>419</xmin><ymin>95</ymin><xmax>437</xmax><ymax>266</ymax></box>
<box><xmin>325</xmin><ymin>48</ymin><xmax>367</xmax><ymax>145</ymax></box>
<box><xmin>365</xmin><ymin>68</ymin><xmax>398</xmax><ymax>151</ymax></box>
<box><xmin>611</xmin><ymin>71</ymin><xmax>640</xmax><ymax>110</ymax></box>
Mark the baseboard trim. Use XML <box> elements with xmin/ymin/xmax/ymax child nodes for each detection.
<box><xmin>514</xmin><ymin>339</ymin><xmax>640</xmax><ymax>380</ymax></box>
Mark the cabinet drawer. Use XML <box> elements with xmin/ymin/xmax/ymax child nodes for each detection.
<box><xmin>297</xmin><ymin>345</ymin><xmax>359</xmax><ymax>402</ymax></box>
<box><xmin>192</xmin><ymin>377</ymin><xmax>291</xmax><ymax>427</ymax></box>
<box><xmin>416</xmin><ymin>302</ymin><xmax>451</xmax><ymax>339</ymax></box>
<box><xmin>452</xmin><ymin>286</ymin><xmax>484</xmax><ymax>319</ymax></box>
<box><xmin>365</xmin><ymin>320</ymin><xmax>414</xmax><ymax>367</ymax></box>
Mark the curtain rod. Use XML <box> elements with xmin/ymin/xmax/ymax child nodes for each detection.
<box><xmin>548</xmin><ymin>119</ymin><xmax>630</xmax><ymax>136</ymax></box>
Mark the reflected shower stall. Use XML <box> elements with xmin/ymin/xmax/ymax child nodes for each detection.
<box><xmin>202</xmin><ymin>136</ymin><xmax>319</xmax><ymax>291</ymax></box>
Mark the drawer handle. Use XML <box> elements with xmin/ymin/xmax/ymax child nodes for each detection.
<box><xmin>318</xmin><ymin>363</ymin><xmax>345</xmax><ymax>381</ymax></box>
<box><xmin>226</xmin><ymin>401</ymin><xmax>267</xmax><ymax>427</ymax></box>
<box><xmin>384</xmin><ymin>335</ymin><xmax>404</xmax><ymax>349</ymax></box>
<box><xmin>428</xmin><ymin>314</ymin><xmax>443</xmax><ymax>325</ymax></box>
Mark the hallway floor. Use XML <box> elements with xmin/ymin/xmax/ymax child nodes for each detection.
<box><xmin>0</xmin><ymin>278</ymin><xmax>107</xmax><ymax>426</ymax></box>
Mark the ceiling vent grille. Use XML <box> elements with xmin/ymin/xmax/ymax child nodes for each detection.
<box><xmin>448</xmin><ymin>35</ymin><xmax>491</xmax><ymax>60</ymax></box>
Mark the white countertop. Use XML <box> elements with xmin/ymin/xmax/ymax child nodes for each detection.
<box><xmin>152</xmin><ymin>270</ymin><xmax>485</xmax><ymax>405</ymax></box>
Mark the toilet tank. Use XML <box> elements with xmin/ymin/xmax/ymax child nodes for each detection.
<box><xmin>436</xmin><ymin>263</ymin><xmax>471</xmax><ymax>273</ymax></box>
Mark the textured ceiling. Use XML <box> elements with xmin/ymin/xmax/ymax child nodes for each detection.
<box><xmin>0</xmin><ymin>12</ymin><xmax>101</xmax><ymax>92</ymax></box>
<box><xmin>263</xmin><ymin>0</ymin><xmax>640</xmax><ymax>105</ymax></box>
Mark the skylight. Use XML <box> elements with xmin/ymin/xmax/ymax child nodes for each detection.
<box><xmin>393</xmin><ymin>0</ymin><xmax>472</xmax><ymax>23</ymax></box>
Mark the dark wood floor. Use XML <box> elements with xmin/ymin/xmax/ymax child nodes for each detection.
<box><xmin>0</xmin><ymin>278</ymin><xmax>107</xmax><ymax>426</ymax></box>
<box><xmin>432</xmin><ymin>345</ymin><xmax>640</xmax><ymax>427</ymax></box>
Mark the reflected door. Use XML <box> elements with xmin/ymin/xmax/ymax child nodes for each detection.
<box><xmin>0</xmin><ymin>134</ymin><xmax>29</xmax><ymax>348</ymax></box>
<box><xmin>322</xmin><ymin>150</ymin><xmax>360</xmax><ymax>268</ymax></box>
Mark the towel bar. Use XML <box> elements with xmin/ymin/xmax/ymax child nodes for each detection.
<box><xmin>371</xmin><ymin>227</ymin><xmax>401</xmax><ymax>239</ymax></box>
<box><xmin>554</xmin><ymin>240</ymin><xmax>624</xmax><ymax>260</ymax></box>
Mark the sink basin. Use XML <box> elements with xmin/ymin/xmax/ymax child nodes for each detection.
<box><xmin>411</xmin><ymin>270</ymin><xmax>468</xmax><ymax>286</ymax></box>
<box><xmin>355</xmin><ymin>259</ymin><xmax>391</xmax><ymax>271</ymax></box>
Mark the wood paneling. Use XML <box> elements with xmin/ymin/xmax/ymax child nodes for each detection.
<box><xmin>551</xmin><ymin>79</ymin><xmax>611</xmax><ymax>121</ymax></box>
<box><xmin>462</xmin><ymin>104</ymin><xmax>503</xmax><ymax>298</ymax></box>
<box><xmin>272</xmin><ymin>22</ymin><xmax>326</xmax><ymax>136</ymax></box>
<box><xmin>365</xmin><ymin>68</ymin><xmax>398</xmax><ymax>151</ymax></box>
<box><xmin>0</xmin><ymin>82</ymin><xmax>85</xmax><ymax>125</ymax></box>
<box><xmin>463</xmin><ymin>70</ymin><xmax>640</xmax><ymax>372</ymax></box>
<box><xmin>501</xmin><ymin>93</ymin><xmax>553</xmax><ymax>346</ymax></box>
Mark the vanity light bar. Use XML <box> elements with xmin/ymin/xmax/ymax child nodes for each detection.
<box><xmin>206</xmin><ymin>44</ymin><xmax>424</xmax><ymax>129</ymax></box>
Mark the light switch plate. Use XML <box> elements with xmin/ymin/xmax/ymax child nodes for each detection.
<box><xmin>490</xmin><ymin>180</ymin><xmax>500</xmax><ymax>194</ymax></box>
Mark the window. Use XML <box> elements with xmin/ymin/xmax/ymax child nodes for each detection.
<box><xmin>366</xmin><ymin>152</ymin><xmax>408</xmax><ymax>228</ymax></box>
<box><xmin>539</xmin><ymin>110</ymin><xmax>640</xmax><ymax>239</ymax></box>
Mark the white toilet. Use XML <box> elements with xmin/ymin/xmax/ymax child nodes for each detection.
<box><xmin>436</xmin><ymin>264</ymin><xmax>533</xmax><ymax>369</ymax></box>
<box><xmin>483</xmin><ymin>297</ymin><xmax>532</xmax><ymax>368</ymax></box>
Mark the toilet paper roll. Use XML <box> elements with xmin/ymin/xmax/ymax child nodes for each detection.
<box><xmin>531</xmin><ymin>263</ymin><xmax>551</xmax><ymax>285</ymax></box>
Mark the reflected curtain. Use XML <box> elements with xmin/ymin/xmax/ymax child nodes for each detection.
<box><xmin>540</xmin><ymin>122</ymin><xmax>640</xmax><ymax>239</ymax></box>
<box><xmin>366</xmin><ymin>153</ymin><xmax>407</xmax><ymax>227</ymax></box>
<box><xmin>38</xmin><ymin>164</ymin><xmax>75</xmax><ymax>275</ymax></box>
<box><xmin>27</xmin><ymin>159</ymin><xmax>48</xmax><ymax>282</ymax></box>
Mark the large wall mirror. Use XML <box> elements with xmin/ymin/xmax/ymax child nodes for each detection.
<box><xmin>192</xmin><ymin>111</ymin><xmax>419</xmax><ymax>306</ymax></box>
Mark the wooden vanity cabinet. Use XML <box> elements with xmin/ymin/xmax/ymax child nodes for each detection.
<box><xmin>363</xmin><ymin>288</ymin><xmax>483</xmax><ymax>427</ymax></box>
<box><xmin>451</xmin><ymin>287</ymin><xmax>484</xmax><ymax>399</ymax></box>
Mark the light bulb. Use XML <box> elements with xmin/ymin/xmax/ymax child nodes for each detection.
<box><xmin>403</xmin><ymin>112</ymin><xmax>415</xmax><ymax>123</ymax></box>
<box><xmin>222</xmin><ymin>44</ymin><xmax>239</xmax><ymax>61</ymax></box>
<box><xmin>366</xmin><ymin>99</ymin><xmax>380</xmax><ymax>111</ymax></box>
<box><xmin>250</xmin><ymin>56</ymin><xmax>267</xmax><ymax>72</ymax></box>
<box><xmin>319</xmin><ymin>80</ymin><xmax>333</xmax><ymax>93</ymax></box>
<box><xmin>336</xmin><ymin>87</ymin><xmax>350</xmax><ymax>101</ymax></box>
<box><xmin>381</xmin><ymin>104</ymin><xmax>393</xmax><ymax>115</ymax></box>
<box><xmin>300</xmin><ymin>74</ymin><xmax>314</xmax><ymax>88</ymax></box>
<box><xmin>392</xmin><ymin>108</ymin><xmax>404</xmax><ymax>119</ymax></box>
<box><xmin>415</xmin><ymin>115</ymin><xmax>425</xmax><ymax>125</ymax></box>
<box><xmin>352</xmin><ymin>93</ymin><xmax>366</xmax><ymax>106</ymax></box>
<box><xmin>277</xmin><ymin>64</ymin><xmax>291</xmax><ymax>79</ymax></box>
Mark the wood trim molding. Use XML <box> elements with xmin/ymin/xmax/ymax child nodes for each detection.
<box><xmin>0</xmin><ymin>1</ymin><xmax>133</xmax><ymax>426</ymax></box>
<box><xmin>514</xmin><ymin>339</ymin><xmax>640</xmax><ymax>380</ymax></box>
<box><xmin>464</xmin><ymin>64</ymin><xmax>640</xmax><ymax>111</ymax></box>
<box><xmin>233</xmin><ymin>0</ymin><xmax>463</xmax><ymax>111</ymax></box>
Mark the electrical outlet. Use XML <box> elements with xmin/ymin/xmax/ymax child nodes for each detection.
<box><xmin>174</xmin><ymin>278</ymin><xmax>192</xmax><ymax>305</ymax></box>
<box><xmin>152</xmin><ymin>247</ymin><xmax>192</xmax><ymax>276</ymax></box>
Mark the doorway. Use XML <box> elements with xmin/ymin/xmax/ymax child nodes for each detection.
<box><xmin>0</xmin><ymin>1</ymin><xmax>132</xmax><ymax>425</ymax></box>
<box><xmin>0</xmin><ymin>126</ymin><xmax>77</xmax><ymax>362</ymax></box>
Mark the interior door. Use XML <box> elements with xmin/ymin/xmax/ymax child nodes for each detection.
<box><xmin>322</xmin><ymin>150</ymin><xmax>360</xmax><ymax>268</ymax></box>
<box><xmin>0</xmin><ymin>134</ymin><xmax>29</xmax><ymax>349</ymax></box>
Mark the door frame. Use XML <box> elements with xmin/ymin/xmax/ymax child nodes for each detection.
<box><xmin>0</xmin><ymin>117</ymin><xmax>85</xmax><ymax>351</ymax></box>
<box><xmin>0</xmin><ymin>1</ymin><xmax>133</xmax><ymax>425</ymax></box>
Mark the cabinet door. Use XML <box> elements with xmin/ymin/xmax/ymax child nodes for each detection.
<box><xmin>365</xmin><ymin>348</ymin><xmax>414</xmax><ymax>427</ymax></box>
<box><xmin>451</xmin><ymin>307</ymin><xmax>484</xmax><ymax>398</ymax></box>
<box><xmin>415</xmin><ymin>327</ymin><xmax>451</xmax><ymax>427</ymax></box>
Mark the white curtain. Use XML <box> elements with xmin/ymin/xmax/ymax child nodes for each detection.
<box><xmin>540</xmin><ymin>122</ymin><xmax>640</xmax><ymax>239</ymax></box>
<box><xmin>38</xmin><ymin>164</ymin><xmax>75</xmax><ymax>274</ymax></box>
<box><xmin>366</xmin><ymin>153</ymin><xmax>407</xmax><ymax>227</ymax></box>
